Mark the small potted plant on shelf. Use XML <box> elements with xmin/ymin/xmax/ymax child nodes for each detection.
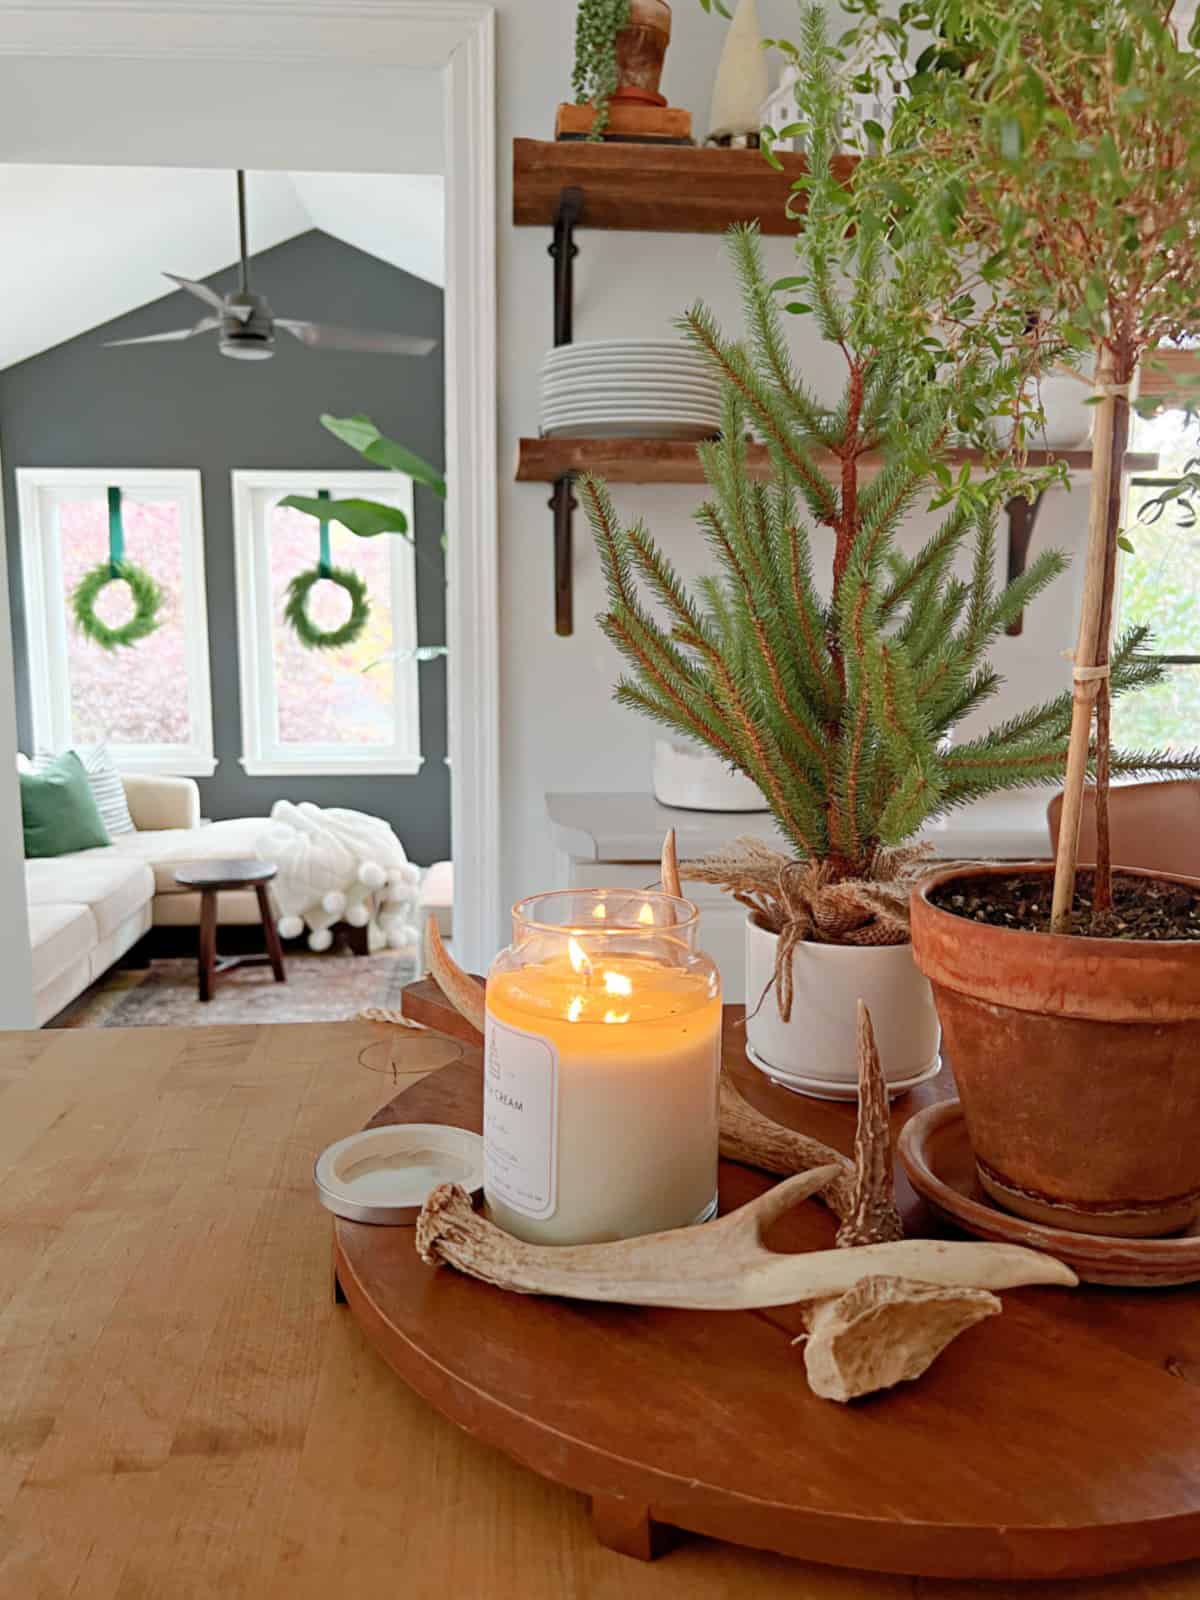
<box><xmin>579</xmin><ymin>4</ymin><xmax>1180</xmax><ymax>1101</ymax></box>
<box><xmin>852</xmin><ymin>0</ymin><xmax>1200</xmax><ymax>1234</ymax></box>
<box><xmin>571</xmin><ymin>0</ymin><xmax>674</xmax><ymax>140</ymax></box>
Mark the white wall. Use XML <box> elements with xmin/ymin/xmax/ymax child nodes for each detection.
<box><xmin>490</xmin><ymin>0</ymin><xmax>1090</xmax><ymax>937</ymax></box>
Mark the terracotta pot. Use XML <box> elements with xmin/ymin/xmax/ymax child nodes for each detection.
<box><xmin>744</xmin><ymin>915</ymin><xmax>941</xmax><ymax>1099</ymax></box>
<box><xmin>614</xmin><ymin>0</ymin><xmax>672</xmax><ymax>106</ymax></box>
<box><xmin>911</xmin><ymin>861</ymin><xmax>1200</xmax><ymax>1238</ymax></box>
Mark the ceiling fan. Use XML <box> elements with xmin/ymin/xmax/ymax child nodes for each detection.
<box><xmin>106</xmin><ymin>171</ymin><xmax>438</xmax><ymax>362</ymax></box>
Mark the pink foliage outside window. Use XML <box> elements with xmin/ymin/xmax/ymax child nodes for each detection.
<box><xmin>57</xmin><ymin>496</ymin><xmax>193</xmax><ymax>749</ymax></box>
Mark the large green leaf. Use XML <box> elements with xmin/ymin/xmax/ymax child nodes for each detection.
<box><xmin>278</xmin><ymin>495</ymin><xmax>410</xmax><ymax>540</ymax></box>
<box><xmin>320</xmin><ymin>413</ymin><xmax>447</xmax><ymax>500</ymax></box>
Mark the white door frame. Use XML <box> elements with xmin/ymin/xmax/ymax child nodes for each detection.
<box><xmin>0</xmin><ymin>1</ymin><xmax>500</xmax><ymax>971</ymax></box>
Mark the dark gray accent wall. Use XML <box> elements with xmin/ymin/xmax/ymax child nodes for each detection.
<box><xmin>2</xmin><ymin>229</ymin><xmax>449</xmax><ymax>863</ymax></box>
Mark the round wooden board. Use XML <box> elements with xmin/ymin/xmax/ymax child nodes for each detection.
<box><xmin>333</xmin><ymin>994</ymin><xmax>1200</xmax><ymax>1583</ymax></box>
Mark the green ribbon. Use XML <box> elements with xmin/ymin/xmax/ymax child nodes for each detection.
<box><xmin>107</xmin><ymin>486</ymin><xmax>125</xmax><ymax>577</ymax></box>
<box><xmin>317</xmin><ymin>488</ymin><xmax>332</xmax><ymax>579</ymax></box>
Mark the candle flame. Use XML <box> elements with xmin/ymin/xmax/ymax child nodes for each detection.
<box><xmin>566</xmin><ymin>995</ymin><xmax>584</xmax><ymax>1023</ymax></box>
<box><xmin>567</xmin><ymin>936</ymin><xmax>592</xmax><ymax>977</ymax></box>
<box><xmin>603</xmin><ymin>1010</ymin><xmax>630</xmax><ymax>1025</ymax></box>
<box><xmin>637</xmin><ymin>902</ymin><xmax>655</xmax><ymax>926</ymax></box>
<box><xmin>592</xmin><ymin>902</ymin><xmax>607</xmax><ymax>920</ymax></box>
<box><xmin>602</xmin><ymin>971</ymin><xmax>633</xmax><ymax>997</ymax></box>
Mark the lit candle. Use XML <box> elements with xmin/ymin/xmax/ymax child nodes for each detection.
<box><xmin>484</xmin><ymin>890</ymin><xmax>721</xmax><ymax>1245</ymax></box>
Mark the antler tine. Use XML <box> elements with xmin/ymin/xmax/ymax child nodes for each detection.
<box><xmin>427</xmin><ymin>919</ymin><xmax>486</xmax><ymax>1037</ymax></box>
<box><xmin>661</xmin><ymin>829</ymin><xmax>682</xmax><ymax>898</ymax></box>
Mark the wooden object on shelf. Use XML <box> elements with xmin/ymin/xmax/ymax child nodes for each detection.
<box><xmin>514</xmin><ymin>137</ymin><xmax>852</xmax><ymax>234</ymax></box>
<box><xmin>555</xmin><ymin>101</ymin><xmax>693</xmax><ymax>143</ymax></box>
<box><xmin>334</xmin><ymin>989</ymin><xmax>1200</xmax><ymax>1580</ymax></box>
<box><xmin>516</xmin><ymin>436</ymin><xmax>1156</xmax><ymax>639</ymax></box>
<box><xmin>516</xmin><ymin>435</ymin><xmax>1160</xmax><ymax>485</ymax></box>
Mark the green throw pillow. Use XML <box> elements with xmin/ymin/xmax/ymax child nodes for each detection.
<box><xmin>20</xmin><ymin>750</ymin><xmax>111</xmax><ymax>859</ymax></box>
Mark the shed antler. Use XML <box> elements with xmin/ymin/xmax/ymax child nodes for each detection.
<box><xmin>417</xmin><ymin>1175</ymin><xmax>1075</xmax><ymax>1310</ymax></box>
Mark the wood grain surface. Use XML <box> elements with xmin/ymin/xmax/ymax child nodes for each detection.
<box><xmin>515</xmin><ymin>436</ymin><xmax>1159</xmax><ymax>485</ymax></box>
<box><xmin>512</xmin><ymin>137</ymin><xmax>845</xmax><ymax>234</ymax></box>
<box><xmin>5</xmin><ymin>1018</ymin><xmax>1200</xmax><ymax>1598</ymax></box>
<box><xmin>338</xmin><ymin>984</ymin><xmax>1200</xmax><ymax>1585</ymax></box>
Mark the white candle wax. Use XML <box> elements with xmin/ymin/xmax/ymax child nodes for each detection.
<box><xmin>484</xmin><ymin>949</ymin><xmax>721</xmax><ymax>1245</ymax></box>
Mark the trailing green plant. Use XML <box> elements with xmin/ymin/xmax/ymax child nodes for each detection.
<box><xmin>283</xmin><ymin>564</ymin><xmax>370</xmax><ymax>651</ymax></box>
<box><xmin>572</xmin><ymin>0</ymin><xmax>631</xmax><ymax>139</ymax></box>
<box><xmin>582</xmin><ymin>4</ymin><xmax>1185</xmax><ymax>925</ymax></box>
<box><xmin>841</xmin><ymin>0</ymin><xmax>1200</xmax><ymax>930</ymax></box>
<box><xmin>72</xmin><ymin>561</ymin><xmax>163</xmax><ymax>652</ymax></box>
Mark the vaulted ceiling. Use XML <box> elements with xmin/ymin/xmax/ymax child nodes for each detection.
<box><xmin>0</xmin><ymin>166</ymin><xmax>444</xmax><ymax>372</ymax></box>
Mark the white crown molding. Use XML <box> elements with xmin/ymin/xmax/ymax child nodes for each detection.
<box><xmin>0</xmin><ymin>0</ymin><xmax>502</xmax><ymax>971</ymax></box>
<box><xmin>0</xmin><ymin>3</ymin><xmax>493</xmax><ymax>67</ymax></box>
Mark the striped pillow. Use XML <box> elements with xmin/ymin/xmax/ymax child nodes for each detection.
<box><xmin>33</xmin><ymin>742</ymin><xmax>135</xmax><ymax>837</ymax></box>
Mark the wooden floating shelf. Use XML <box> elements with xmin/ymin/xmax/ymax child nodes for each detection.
<box><xmin>516</xmin><ymin>437</ymin><xmax>1159</xmax><ymax>486</ymax></box>
<box><xmin>513</xmin><ymin>137</ymin><xmax>854</xmax><ymax>235</ymax></box>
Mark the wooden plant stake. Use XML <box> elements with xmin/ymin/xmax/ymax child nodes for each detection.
<box><xmin>1050</xmin><ymin>346</ymin><xmax>1125</xmax><ymax>933</ymax></box>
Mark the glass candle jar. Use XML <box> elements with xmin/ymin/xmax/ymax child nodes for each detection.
<box><xmin>484</xmin><ymin>888</ymin><xmax>721</xmax><ymax>1246</ymax></box>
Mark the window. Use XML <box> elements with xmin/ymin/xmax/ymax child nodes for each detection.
<box><xmin>1113</xmin><ymin>408</ymin><xmax>1200</xmax><ymax>754</ymax></box>
<box><xmin>17</xmin><ymin>468</ymin><xmax>215</xmax><ymax>775</ymax></box>
<box><xmin>231</xmin><ymin>471</ymin><xmax>421</xmax><ymax>777</ymax></box>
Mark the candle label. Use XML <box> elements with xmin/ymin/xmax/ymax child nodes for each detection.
<box><xmin>483</xmin><ymin>1015</ymin><xmax>558</xmax><ymax>1220</ymax></box>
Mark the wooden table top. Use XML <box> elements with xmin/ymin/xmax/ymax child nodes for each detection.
<box><xmin>4</xmin><ymin>1019</ymin><xmax>1200</xmax><ymax>1600</ymax></box>
<box><xmin>173</xmin><ymin>858</ymin><xmax>278</xmax><ymax>889</ymax></box>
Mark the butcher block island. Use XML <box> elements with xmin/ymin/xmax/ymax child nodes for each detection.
<box><xmin>6</xmin><ymin>1019</ymin><xmax>1200</xmax><ymax>1596</ymax></box>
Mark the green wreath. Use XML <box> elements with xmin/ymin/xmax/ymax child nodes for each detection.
<box><xmin>71</xmin><ymin>560</ymin><xmax>164</xmax><ymax>651</ymax></box>
<box><xmin>284</xmin><ymin>564</ymin><xmax>370</xmax><ymax>650</ymax></box>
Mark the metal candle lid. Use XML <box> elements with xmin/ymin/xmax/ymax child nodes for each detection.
<box><xmin>314</xmin><ymin>1123</ymin><xmax>484</xmax><ymax>1226</ymax></box>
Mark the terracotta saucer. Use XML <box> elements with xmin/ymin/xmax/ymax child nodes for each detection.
<box><xmin>898</xmin><ymin>1099</ymin><xmax>1200</xmax><ymax>1288</ymax></box>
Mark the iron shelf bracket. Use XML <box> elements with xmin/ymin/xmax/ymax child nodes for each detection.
<box><xmin>1004</xmin><ymin>491</ymin><xmax>1046</xmax><ymax>637</ymax></box>
<box><xmin>544</xmin><ymin>187</ymin><xmax>584</xmax><ymax>633</ymax></box>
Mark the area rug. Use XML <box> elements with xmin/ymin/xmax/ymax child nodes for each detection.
<box><xmin>51</xmin><ymin>951</ymin><xmax>420</xmax><ymax>1029</ymax></box>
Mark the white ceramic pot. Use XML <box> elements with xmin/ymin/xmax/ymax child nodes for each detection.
<box><xmin>653</xmin><ymin>739</ymin><xmax>769</xmax><ymax>813</ymax></box>
<box><xmin>1035</xmin><ymin>373</ymin><xmax>1095</xmax><ymax>449</ymax></box>
<box><xmin>744</xmin><ymin>915</ymin><xmax>941</xmax><ymax>1100</ymax></box>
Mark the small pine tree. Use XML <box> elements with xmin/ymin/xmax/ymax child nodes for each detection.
<box><xmin>580</xmin><ymin>4</ymin><xmax>1183</xmax><ymax>894</ymax></box>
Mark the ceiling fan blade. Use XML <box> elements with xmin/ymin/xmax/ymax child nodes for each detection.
<box><xmin>105</xmin><ymin>317</ymin><xmax>220</xmax><ymax>347</ymax></box>
<box><xmin>163</xmin><ymin>272</ymin><xmax>252</xmax><ymax>322</ymax></box>
<box><xmin>276</xmin><ymin>319</ymin><xmax>437</xmax><ymax>357</ymax></box>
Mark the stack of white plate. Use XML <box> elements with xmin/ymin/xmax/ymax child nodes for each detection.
<box><xmin>539</xmin><ymin>339</ymin><xmax>723</xmax><ymax>440</ymax></box>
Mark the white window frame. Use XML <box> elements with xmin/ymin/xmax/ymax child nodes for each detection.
<box><xmin>232</xmin><ymin>469</ymin><xmax>422</xmax><ymax>778</ymax></box>
<box><xmin>16</xmin><ymin>466</ymin><xmax>216</xmax><ymax>777</ymax></box>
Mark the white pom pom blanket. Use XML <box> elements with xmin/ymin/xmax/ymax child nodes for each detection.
<box><xmin>257</xmin><ymin>801</ymin><xmax>421</xmax><ymax>951</ymax></box>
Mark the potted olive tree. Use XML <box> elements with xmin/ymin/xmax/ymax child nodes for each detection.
<box><xmin>580</xmin><ymin>4</ymin><xmax>1172</xmax><ymax>1100</ymax></box>
<box><xmin>857</xmin><ymin>0</ymin><xmax>1200</xmax><ymax>1234</ymax></box>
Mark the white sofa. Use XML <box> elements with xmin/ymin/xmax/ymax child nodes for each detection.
<box><xmin>27</xmin><ymin>774</ymin><xmax>271</xmax><ymax>1025</ymax></box>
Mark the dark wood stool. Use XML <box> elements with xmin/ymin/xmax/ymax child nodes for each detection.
<box><xmin>173</xmin><ymin>860</ymin><xmax>287</xmax><ymax>1003</ymax></box>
